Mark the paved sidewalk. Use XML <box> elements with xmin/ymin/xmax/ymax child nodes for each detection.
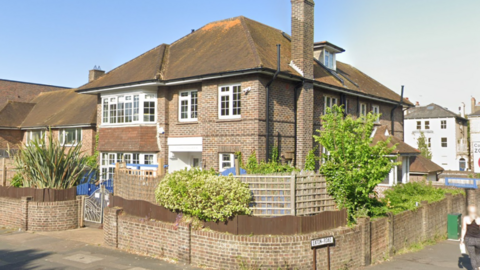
<box><xmin>368</xmin><ymin>240</ymin><xmax>472</xmax><ymax>270</ymax></box>
<box><xmin>0</xmin><ymin>227</ymin><xmax>198</xmax><ymax>270</ymax></box>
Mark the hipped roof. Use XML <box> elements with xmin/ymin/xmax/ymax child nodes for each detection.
<box><xmin>77</xmin><ymin>16</ymin><xmax>410</xmax><ymax>105</ymax></box>
<box><xmin>0</xmin><ymin>89</ymin><xmax>97</xmax><ymax>129</ymax></box>
<box><xmin>372</xmin><ymin>126</ymin><xmax>420</xmax><ymax>155</ymax></box>
<box><xmin>405</xmin><ymin>103</ymin><xmax>466</xmax><ymax>120</ymax></box>
<box><xmin>410</xmin><ymin>155</ymin><xmax>444</xmax><ymax>174</ymax></box>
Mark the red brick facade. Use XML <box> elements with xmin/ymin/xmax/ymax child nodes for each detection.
<box><xmin>98</xmin><ymin>126</ymin><xmax>158</xmax><ymax>152</ymax></box>
<box><xmin>104</xmin><ymin>192</ymin><xmax>466</xmax><ymax>269</ymax></box>
<box><xmin>0</xmin><ymin>196</ymin><xmax>81</xmax><ymax>231</ymax></box>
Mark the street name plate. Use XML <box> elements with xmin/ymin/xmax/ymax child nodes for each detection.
<box><xmin>311</xmin><ymin>236</ymin><xmax>334</xmax><ymax>249</ymax></box>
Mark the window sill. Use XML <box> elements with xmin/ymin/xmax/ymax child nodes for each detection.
<box><xmin>216</xmin><ymin>118</ymin><xmax>242</xmax><ymax>123</ymax></box>
<box><xmin>177</xmin><ymin>121</ymin><xmax>199</xmax><ymax>125</ymax></box>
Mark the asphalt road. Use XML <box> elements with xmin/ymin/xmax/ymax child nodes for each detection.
<box><xmin>0</xmin><ymin>227</ymin><xmax>198</xmax><ymax>270</ymax></box>
<box><xmin>368</xmin><ymin>240</ymin><xmax>473</xmax><ymax>270</ymax></box>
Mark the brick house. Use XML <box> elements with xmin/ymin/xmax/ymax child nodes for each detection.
<box><xmin>0</xmin><ymin>79</ymin><xmax>69</xmax><ymax>109</ymax></box>
<box><xmin>0</xmin><ymin>89</ymin><xmax>97</xmax><ymax>156</ymax></box>
<box><xmin>77</xmin><ymin>0</ymin><xmax>414</xmax><ymax>179</ymax></box>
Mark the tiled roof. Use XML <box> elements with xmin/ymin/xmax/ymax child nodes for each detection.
<box><xmin>405</xmin><ymin>103</ymin><xmax>465</xmax><ymax>120</ymax></box>
<box><xmin>409</xmin><ymin>155</ymin><xmax>444</xmax><ymax>173</ymax></box>
<box><xmin>77</xmin><ymin>16</ymin><xmax>409</xmax><ymax>105</ymax></box>
<box><xmin>20</xmin><ymin>89</ymin><xmax>97</xmax><ymax>128</ymax></box>
<box><xmin>0</xmin><ymin>79</ymin><xmax>70</xmax><ymax>109</ymax></box>
<box><xmin>0</xmin><ymin>101</ymin><xmax>35</xmax><ymax>128</ymax></box>
<box><xmin>372</xmin><ymin>126</ymin><xmax>420</xmax><ymax>155</ymax></box>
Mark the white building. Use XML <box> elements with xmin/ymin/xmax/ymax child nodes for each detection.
<box><xmin>404</xmin><ymin>103</ymin><xmax>468</xmax><ymax>171</ymax></box>
<box><xmin>469</xmin><ymin>98</ymin><xmax>480</xmax><ymax>173</ymax></box>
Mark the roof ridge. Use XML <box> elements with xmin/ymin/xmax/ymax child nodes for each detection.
<box><xmin>239</xmin><ymin>17</ymin><xmax>263</xmax><ymax>68</ymax></box>
<box><xmin>0</xmin><ymin>78</ymin><xmax>71</xmax><ymax>89</ymax></box>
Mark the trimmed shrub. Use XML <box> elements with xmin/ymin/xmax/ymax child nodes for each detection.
<box><xmin>155</xmin><ymin>168</ymin><xmax>252</xmax><ymax>222</ymax></box>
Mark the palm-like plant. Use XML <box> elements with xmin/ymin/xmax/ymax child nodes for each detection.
<box><xmin>10</xmin><ymin>129</ymin><xmax>92</xmax><ymax>189</ymax></box>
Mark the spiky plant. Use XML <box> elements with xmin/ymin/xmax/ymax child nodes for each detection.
<box><xmin>10</xmin><ymin>129</ymin><xmax>92</xmax><ymax>189</ymax></box>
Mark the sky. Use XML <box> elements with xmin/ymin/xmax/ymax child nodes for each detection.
<box><xmin>1</xmin><ymin>0</ymin><xmax>479</xmax><ymax>113</ymax></box>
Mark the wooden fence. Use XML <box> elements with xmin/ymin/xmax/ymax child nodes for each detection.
<box><xmin>114</xmin><ymin>163</ymin><xmax>162</xmax><ymax>203</ymax></box>
<box><xmin>0</xmin><ymin>186</ymin><xmax>77</xmax><ymax>202</ymax></box>
<box><xmin>234</xmin><ymin>172</ymin><xmax>336</xmax><ymax>216</ymax></box>
<box><xmin>111</xmin><ymin>195</ymin><xmax>347</xmax><ymax>235</ymax></box>
<box><xmin>0</xmin><ymin>158</ymin><xmax>16</xmax><ymax>186</ymax></box>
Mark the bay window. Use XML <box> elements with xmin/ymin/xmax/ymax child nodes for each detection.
<box><xmin>179</xmin><ymin>90</ymin><xmax>198</xmax><ymax>121</ymax></box>
<box><xmin>219</xmin><ymin>84</ymin><xmax>241</xmax><ymax>119</ymax></box>
<box><xmin>59</xmin><ymin>128</ymin><xmax>82</xmax><ymax>146</ymax></box>
<box><xmin>101</xmin><ymin>93</ymin><xmax>156</xmax><ymax>125</ymax></box>
<box><xmin>100</xmin><ymin>152</ymin><xmax>157</xmax><ymax>180</ymax></box>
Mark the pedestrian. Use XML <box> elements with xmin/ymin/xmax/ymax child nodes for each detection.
<box><xmin>461</xmin><ymin>205</ymin><xmax>480</xmax><ymax>270</ymax></box>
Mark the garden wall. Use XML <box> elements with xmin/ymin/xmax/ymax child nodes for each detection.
<box><xmin>0</xmin><ymin>187</ymin><xmax>82</xmax><ymax>231</ymax></box>
<box><xmin>104</xmin><ymin>192</ymin><xmax>466</xmax><ymax>269</ymax></box>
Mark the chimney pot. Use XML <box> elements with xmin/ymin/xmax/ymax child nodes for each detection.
<box><xmin>89</xmin><ymin>67</ymin><xmax>105</xmax><ymax>82</ymax></box>
<box><xmin>415</xmin><ymin>101</ymin><xmax>420</xmax><ymax>106</ymax></box>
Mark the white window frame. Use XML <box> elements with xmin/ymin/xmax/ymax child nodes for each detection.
<box><xmin>324</xmin><ymin>96</ymin><xmax>338</xmax><ymax>114</ymax></box>
<box><xmin>441</xmin><ymin>120</ymin><xmax>447</xmax><ymax>129</ymax></box>
<box><xmin>99</xmin><ymin>152</ymin><xmax>157</xmax><ymax>181</ymax></box>
<box><xmin>59</xmin><ymin>128</ymin><xmax>82</xmax><ymax>146</ymax></box>
<box><xmin>360</xmin><ymin>103</ymin><xmax>367</xmax><ymax>117</ymax></box>
<box><xmin>428</xmin><ymin>137</ymin><xmax>432</xmax><ymax>148</ymax></box>
<box><xmin>101</xmin><ymin>92</ymin><xmax>157</xmax><ymax>125</ymax></box>
<box><xmin>219</xmin><ymin>153</ymin><xmax>235</xmax><ymax>172</ymax></box>
<box><xmin>372</xmin><ymin>105</ymin><xmax>380</xmax><ymax>122</ymax></box>
<box><xmin>324</xmin><ymin>51</ymin><xmax>336</xmax><ymax>69</ymax></box>
<box><xmin>425</xmin><ymin>121</ymin><xmax>430</xmax><ymax>130</ymax></box>
<box><xmin>26</xmin><ymin>130</ymin><xmax>44</xmax><ymax>145</ymax></box>
<box><xmin>179</xmin><ymin>90</ymin><xmax>198</xmax><ymax>122</ymax></box>
<box><xmin>218</xmin><ymin>84</ymin><xmax>242</xmax><ymax>119</ymax></box>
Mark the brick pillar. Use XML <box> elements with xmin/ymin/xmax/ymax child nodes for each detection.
<box><xmin>104</xmin><ymin>207</ymin><xmax>122</xmax><ymax>248</ymax></box>
<box><xmin>20</xmin><ymin>196</ymin><xmax>31</xmax><ymax>231</ymax></box>
<box><xmin>386</xmin><ymin>212</ymin><xmax>394</xmax><ymax>256</ymax></box>
<box><xmin>358</xmin><ymin>217</ymin><xmax>371</xmax><ymax>266</ymax></box>
<box><xmin>176</xmin><ymin>223</ymin><xmax>191</xmax><ymax>264</ymax></box>
<box><xmin>446</xmin><ymin>193</ymin><xmax>453</xmax><ymax>214</ymax></box>
<box><xmin>421</xmin><ymin>200</ymin><xmax>429</xmax><ymax>241</ymax></box>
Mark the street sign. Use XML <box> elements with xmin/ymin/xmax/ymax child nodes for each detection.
<box><xmin>311</xmin><ymin>236</ymin><xmax>335</xmax><ymax>249</ymax></box>
<box><xmin>473</xmin><ymin>142</ymin><xmax>480</xmax><ymax>173</ymax></box>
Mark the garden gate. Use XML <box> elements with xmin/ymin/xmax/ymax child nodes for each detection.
<box><xmin>84</xmin><ymin>185</ymin><xmax>111</xmax><ymax>223</ymax></box>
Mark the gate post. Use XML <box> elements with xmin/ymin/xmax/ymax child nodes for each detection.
<box><xmin>77</xmin><ymin>195</ymin><xmax>86</xmax><ymax>228</ymax></box>
<box><xmin>291</xmin><ymin>174</ymin><xmax>296</xmax><ymax>216</ymax></box>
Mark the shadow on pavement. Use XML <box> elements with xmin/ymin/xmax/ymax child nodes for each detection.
<box><xmin>458</xmin><ymin>254</ymin><xmax>473</xmax><ymax>270</ymax></box>
<box><xmin>0</xmin><ymin>248</ymin><xmax>53</xmax><ymax>270</ymax></box>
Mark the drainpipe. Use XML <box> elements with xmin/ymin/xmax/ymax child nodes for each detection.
<box><xmin>265</xmin><ymin>44</ymin><xmax>281</xmax><ymax>162</ymax></box>
<box><xmin>293</xmin><ymin>80</ymin><xmax>304</xmax><ymax>167</ymax></box>
<box><xmin>390</xmin><ymin>85</ymin><xmax>404</xmax><ymax>137</ymax></box>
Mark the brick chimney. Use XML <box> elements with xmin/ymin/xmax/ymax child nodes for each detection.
<box><xmin>290</xmin><ymin>0</ymin><xmax>314</xmax><ymax>79</ymax></box>
<box><xmin>472</xmin><ymin>97</ymin><xmax>477</xmax><ymax>114</ymax></box>
<box><xmin>89</xmin><ymin>66</ymin><xmax>105</xmax><ymax>82</ymax></box>
<box><xmin>291</xmin><ymin>0</ymin><xmax>315</xmax><ymax>169</ymax></box>
<box><xmin>415</xmin><ymin>101</ymin><xmax>420</xmax><ymax>106</ymax></box>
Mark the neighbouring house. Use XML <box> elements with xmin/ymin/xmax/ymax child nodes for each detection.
<box><xmin>0</xmin><ymin>89</ymin><xmax>97</xmax><ymax>157</ymax></box>
<box><xmin>0</xmin><ymin>79</ymin><xmax>70</xmax><ymax>109</ymax></box>
<box><xmin>469</xmin><ymin>97</ymin><xmax>480</xmax><ymax>173</ymax></box>
<box><xmin>404</xmin><ymin>103</ymin><xmax>469</xmax><ymax>171</ymax></box>
<box><xmin>76</xmin><ymin>0</ymin><xmax>413</xmax><ymax>180</ymax></box>
<box><xmin>409</xmin><ymin>155</ymin><xmax>444</xmax><ymax>182</ymax></box>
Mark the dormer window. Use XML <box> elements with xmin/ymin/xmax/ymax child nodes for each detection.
<box><xmin>314</xmin><ymin>41</ymin><xmax>345</xmax><ymax>71</ymax></box>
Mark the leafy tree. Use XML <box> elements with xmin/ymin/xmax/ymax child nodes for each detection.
<box><xmin>304</xmin><ymin>146</ymin><xmax>318</xmax><ymax>171</ymax></box>
<box><xmin>314</xmin><ymin>105</ymin><xmax>399</xmax><ymax>224</ymax></box>
<box><xmin>417</xmin><ymin>132</ymin><xmax>432</xmax><ymax>160</ymax></box>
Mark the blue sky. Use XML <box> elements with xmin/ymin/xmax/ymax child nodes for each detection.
<box><xmin>1</xmin><ymin>0</ymin><xmax>479</xmax><ymax>112</ymax></box>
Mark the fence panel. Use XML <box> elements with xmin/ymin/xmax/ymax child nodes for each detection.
<box><xmin>295</xmin><ymin>173</ymin><xmax>336</xmax><ymax>215</ymax></box>
<box><xmin>114</xmin><ymin>166</ymin><xmax>162</xmax><ymax>204</ymax></box>
<box><xmin>0</xmin><ymin>186</ymin><xmax>76</xmax><ymax>202</ymax></box>
<box><xmin>0</xmin><ymin>158</ymin><xmax>16</xmax><ymax>186</ymax></box>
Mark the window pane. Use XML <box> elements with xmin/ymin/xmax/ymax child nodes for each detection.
<box><xmin>124</xmin><ymin>154</ymin><xmax>131</xmax><ymax>164</ymax></box>
<box><xmin>103</xmin><ymin>99</ymin><xmax>109</xmax><ymax>123</ymax></box>
<box><xmin>101</xmin><ymin>153</ymin><xmax>108</xmax><ymax>165</ymax></box>
<box><xmin>132</xmin><ymin>154</ymin><xmax>139</xmax><ymax>164</ymax></box>
<box><xmin>117</xmin><ymin>97</ymin><xmax>125</xmax><ymax>123</ymax></box>
<box><xmin>110</xmin><ymin>103</ymin><xmax>117</xmax><ymax>123</ymax></box>
<box><xmin>233</xmin><ymin>86</ymin><xmax>241</xmax><ymax>115</ymax></box>
<box><xmin>180</xmin><ymin>100</ymin><xmax>188</xmax><ymax>119</ymax></box>
<box><xmin>116</xmin><ymin>153</ymin><xmax>124</xmax><ymax>163</ymax></box>
<box><xmin>133</xmin><ymin>95</ymin><xmax>139</xmax><ymax>121</ymax></box>
<box><xmin>143</xmin><ymin>101</ymin><xmax>155</xmax><ymax>122</ymax></box>
<box><xmin>221</xmin><ymin>154</ymin><xmax>232</xmax><ymax>169</ymax></box>
<box><xmin>65</xmin><ymin>128</ymin><xmax>77</xmax><ymax>145</ymax></box>
<box><xmin>125</xmin><ymin>96</ymin><xmax>133</xmax><ymax>123</ymax></box>
<box><xmin>221</xmin><ymin>87</ymin><xmax>229</xmax><ymax>92</ymax></box>
<box><xmin>191</xmin><ymin>91</ymin><xmax>198</xmax><ymax>119</ymax></box>
<box><xmin>221</xmin><ymin>95</ymin><xmax>229</xmax><ymax>116</ymax></box>
<box><xmin>144</xmin><ymin>155</ymin><xmax>154</xmax><ymax>165</ymax></box>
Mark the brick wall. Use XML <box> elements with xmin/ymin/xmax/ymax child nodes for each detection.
<box><xmin>104</xmin><ymin>192</ymin><xmax>467</xmax><ymax>269</ymax></box>
<box><xmin>0</xmin><ymin>196</ymin><xmax>81</xmax><ymax>231</ymax></box>
<box><xmin>98</xmin><ymin>126</ymin><xmax>158</xmax><ymax>152</ymax></box>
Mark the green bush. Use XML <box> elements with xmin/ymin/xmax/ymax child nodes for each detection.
<box><xmin>10</xmin><ymin>129</ymin><xmax>92</xmax><ymax>189</ymax></box>
<box><xmin>245</xmin><ymin>150</ymin><xmax>298</xmax><ymax>175</ymax></box>
<box><xmin>373</xmin><ymin>181</ymin><xmax>464</xmax><ymax>216</ymax></box>
<box><xmin>155</xmin><ymin>168</ymin><xmax>252</xmax><ymax>222</ymax></box>
<box><xmin>304</xmin><ymin>146</ymin><xmax>318</xmax><ymax>171</ymax></box>
<box><xmin>9</xmin><ymin>173</ymin><xmax>23</xmax><ymax>187</ymax></box>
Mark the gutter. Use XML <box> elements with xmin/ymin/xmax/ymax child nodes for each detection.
<box><xmin>264</xmin><ymin>45</ymin><xmax>281</xmax><ymax>162</ymax></box>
